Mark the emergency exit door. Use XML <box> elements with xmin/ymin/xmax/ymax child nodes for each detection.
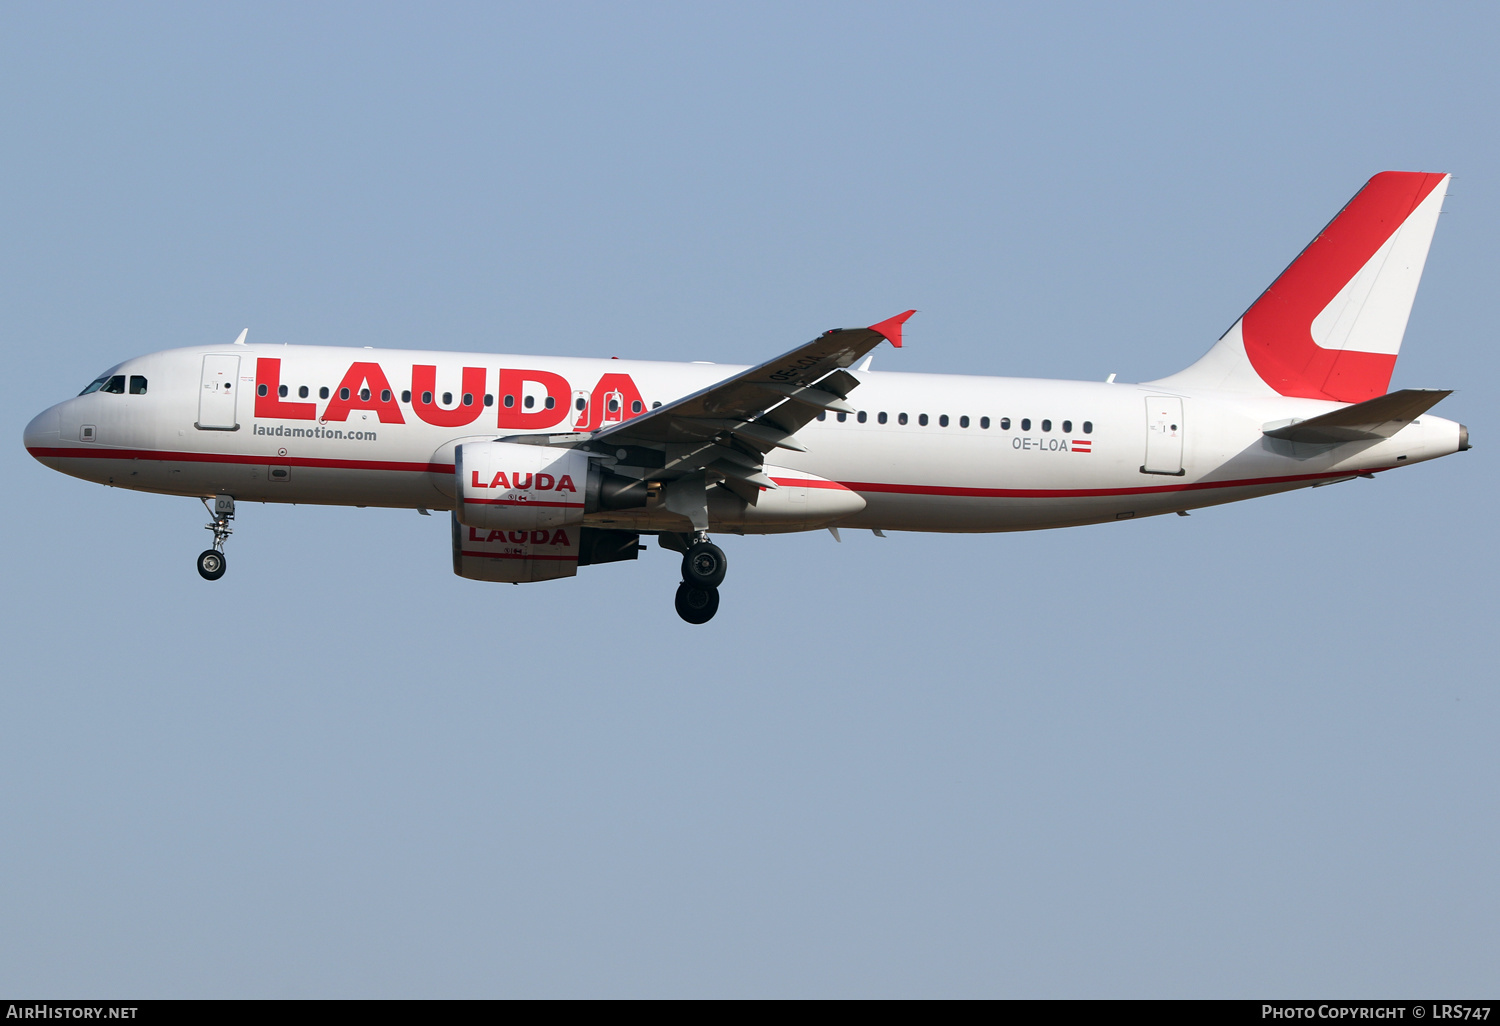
<box><xmin>197</xmin><ymin>355</ymin><xmax>240</xmax><ymax>430</ymax></box>
<box><xmin>1142</xmin><ymin>395</ymin><xmax>1184</xmax><ymax>475</ymax></box>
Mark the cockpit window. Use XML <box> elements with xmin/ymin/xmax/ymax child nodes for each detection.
<box><xmin>100</xmin><ymin>375</ymin><xmax>126</xmax><ymax>394</ymax></box>
<box><xmin>129</xmin><ymin>375</ymin><xmax>148</xmax><ymax>395</ymax></box>
<box><xmin>79</xmin><ymin>376</ymin><xmax>109</xmax><ymax>395</ymax></box>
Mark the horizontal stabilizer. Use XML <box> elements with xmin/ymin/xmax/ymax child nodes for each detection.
<box><xmin>1263</xmin><ymin>388</ymin><xmax>1451</xmax><ymax>444</ymax></box>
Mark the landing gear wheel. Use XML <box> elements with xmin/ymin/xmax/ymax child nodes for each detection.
<box><xmin>197</xmin><ymin>549</ymin><xmax>227</xmax><ymax>581</ymax></box>
<box><xmin>682</xmin><ymin>541</ymin><xmax>727</xmax><ymax>589</ymax></box>
<box><xmin>674</xmin><ymin>583</ymin><xmax>720</xmax><ymax>624</ymax></box>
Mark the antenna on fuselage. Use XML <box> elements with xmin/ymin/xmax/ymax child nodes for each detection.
<box><xmin>233</xmin><ymin>329</ymin><xmax>248</xmax><ymax>346</ymax></box>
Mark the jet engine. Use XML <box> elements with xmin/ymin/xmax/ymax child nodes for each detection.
<box><xmin>454</xmin><ymin>440</ymin><xmax>593</xmax><ymax>531</ymax></box>
<box><xmin>452</xmin><ymin>441</ymin><xmax>593</xmax><ymax>582</ymax></box>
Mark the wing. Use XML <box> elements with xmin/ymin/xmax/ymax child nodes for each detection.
<box><xmin>598</xmin><ymin>310</ymin><xmax>908</xmax><ymax>484</ymax></box>
<box><xmin>593</xmin><ymin>309</ymin><xmax>912</xmax><ymax>446</ymax></box>
<box><xmin>539</xmin><ymin>310</ymin><xmax>913</xmax><ymax>527</ymax></box>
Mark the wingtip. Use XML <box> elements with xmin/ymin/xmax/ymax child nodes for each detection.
<box><xmin>868</xmin><ymin>309</ymin><xmax>916</xmax><ymax>348</ymax></box>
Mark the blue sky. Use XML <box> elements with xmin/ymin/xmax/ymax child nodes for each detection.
<box><xmin>2</xmin><ymin>2</ymin><xmax>1495</xmax><ymax>996</ymax></box>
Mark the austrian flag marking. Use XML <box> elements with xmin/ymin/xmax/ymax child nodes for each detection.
<box><xmin>1072</xmin><ymin>439</ymin><xmax>1092</xmax><ymax>453</ymax></box>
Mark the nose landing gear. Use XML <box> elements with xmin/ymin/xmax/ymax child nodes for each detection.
<box><xmin>197</xmin><ymin>549</ymin><xmax>226</xmax><ymax>581</ymax></box>
<box><xmin>675</xmin><ymin>534</ymin><xmax>726</xmax><ymax>624</ymax></box>
<box><xmin>197</xmin><ymin>494</ymin><xmax>234</xmax><ymax>581</ymax></box>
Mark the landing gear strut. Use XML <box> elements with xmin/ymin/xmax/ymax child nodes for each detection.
<box><xmin>674</xmin><ymin>533</ymin><xmax>726</xmax><ymax>624</ymax></box>
<box><xmin>197</xmin><ymin>494</ymin><xmax>234</xmax><ymax>581</ymax></box>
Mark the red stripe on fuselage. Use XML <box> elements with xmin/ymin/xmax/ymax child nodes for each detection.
<box><xmin>27</xmin><ymin>446</ymin><xmax>1372</xmax><ymax>500</ymax></box>
<box><xmin>26</xmin><ymin>445</ymin><xmax>448</xmax><ymax>475</ymax></box>
<box><xmin>768</xmin><ymin>476</ymin><xmax>855</xmax><ymax>490</ymax></box>
<box><xmin>837</xmin><ymin>470</ymin><xmax>1366</xmax><ymax>499</ymax></box>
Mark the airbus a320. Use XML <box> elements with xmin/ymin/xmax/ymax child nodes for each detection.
<box><xmin>24</xmin><ymin>172</ymin><xmax>1469</xmax><ymax>623</ymax></box>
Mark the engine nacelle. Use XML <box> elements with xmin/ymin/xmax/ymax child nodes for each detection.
<box><xmin>454</xmin><ymin>440</ymin><xmax>593</xmax><ymax>531</ymax></box>
<box><xmin>451</xmin><ymin>441</ymin><xmax>594</xmax><ymax>583</ymax></box>
<box><xmin>452</xmin><ymin>513</ymin><xmax>583</xmax><ymax>583</ymax></box>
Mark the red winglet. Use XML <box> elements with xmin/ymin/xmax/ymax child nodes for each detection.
<box><xmin>867</xmin><ymin>309</ymin><xmax>916</xmax><ymax>348</ymax></box>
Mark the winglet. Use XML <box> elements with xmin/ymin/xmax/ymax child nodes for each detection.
<box><xmin>868</xmin><ymin>309</ymin><xmax>916</xmax><ymax>348</ymax></box>
<box><xmin>233</xmin><ymin>328</ymin><xmax>248</xmax><ymax>346</ymax></box>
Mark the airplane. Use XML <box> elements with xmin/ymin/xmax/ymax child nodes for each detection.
<box><xmin>23</xmin><ymin>171</ymin><xmax>1469</xmax><ymax>624</ymax></box>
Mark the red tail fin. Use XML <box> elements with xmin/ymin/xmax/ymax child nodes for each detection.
<box><xmin>1152</xmin><ymin>172</ymin><xmax>1449</xmax><ymax>401</ymax></box>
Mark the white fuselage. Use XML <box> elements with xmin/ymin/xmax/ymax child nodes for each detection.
<box><xmin>24</xmin><ymin>342</ymin><xmax>1465</xmax><ymax>534</ymax></box>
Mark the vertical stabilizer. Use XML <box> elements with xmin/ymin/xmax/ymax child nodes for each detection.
<box><xmin>1149</xmin><ymin>172</ymin><xmax>1449</xmax><ymax>402</ymax></box>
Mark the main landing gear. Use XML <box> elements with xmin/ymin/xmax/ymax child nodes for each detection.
<box><xmin>674</xmin><ymin>535</ymin><xmax>726</xmax><ymax>624</ymax></box>
<box><xmin>197</xmin><ymin>494</ymin><xmax>234</xmax><ymax>581</ymax></box>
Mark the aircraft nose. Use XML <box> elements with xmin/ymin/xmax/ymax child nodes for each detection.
<box><xmin>24</xmin><ymin>406</ymin><xmax>59</xmax><ymax>455</ymax></box>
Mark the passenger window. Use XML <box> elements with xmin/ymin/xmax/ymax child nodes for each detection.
<box><xmin>278</xmin><ymin>384</ymin><xmax>288</xmax><ymax>397</ymax></box>
<box><xmin>503</xmin><ymin>395</ymin><xmax>515</xmax><ymax>408</ymax></box>
<box><xmin>631</xmin><ymin>400</ymin><xmax>642</xmax><ymax>413</ymax></box>
<box><xmin>919</xmin><ymin>414</ymin><xmax>929</xmax><ymax>426</ymax></box>
<box><xmin>523</xmin><ymin>395</ymin><xmax>534</xmax><ymax>409</ymax></box>
<box><xmin>402</xmin><ymin>390</ymin><xmax>412</xmax><ymax>403</ymax></box>
<box><xmin>837</xmin><ymin>412</ymin><xmax>847</xmax><ymax>422</ymax></box>
<box><xmin>129</xmin><ymin>376</ymin><xmax>148</xmax><ymax>395</ymax></box>
<box><xmin>878</xmin><ymin>412</ymin><xmax>888</xmax><ymax>424</ymax></box>
<box><xmin>340</xmin><ymin>387</ymin><xmax>350</xmax><ymax>400</ymax></box>
<box><xmin>485</xmin><ymin>394</ymin><xmax>494</xmax><ymax>406</ymax></box>
<box><xmin>462</xmin><ymin>393</ymin><xmax>473</xmax><ymax>406</ymax></box>
<box><xmin>939</xmin><ymin>415</ymin><xmax>949</xmax><ymax>427</ymax></box>
<box><xmin>382</xmin><ymin>389</ymin><xmax>392</xmax><ymax>402</ymax></box>
<box><xmin>898</xmin><ymin>413</ymin><xmax>908</xmax><ymax>425</ymax></box>
<box><xmin>575</xmin><ymin>397</ymin><xmax>586</xmax><ymax>411</ymax></box>
<box><xmin>1062</xmin><ymin>420</ymin><xmax>1072</xmax><ymax>433</ymax></box>
<box><xmin>980</xmin><ymin>416</ymin><xmax>990</xmax><ymax>429</ymax></box>
<box><xmin>300</xmin><ymin>386</ymin><xmax>310</xmax><ymax>399</ymax></box>
<box><xmin>650</xmin><ymin>401</ymin><xmax>660</xmax><ymax>409</ymax></box>
<box><xmin>359</xmin><ymin>388</ymin><xmax>371</xmax><ymax>401</ymax></box>
<box><xmin>1000</xmin><ymin>417</ymin><xmax>1010</xmax><ymax>429</ymax></box>
<box><xmin>422</xmin><ymin>391</ymin><xmax>433</xmax><ymax>404</ymax></box>
<box><xmin>1041</xmin><ymin>419</ymin><xmax>1051</xmax><ymax>432</ymax></box>
<box><xmin>320</xmin><ymin>387</ymin><xmax>330</xmax><ymax>400</ymax></box>
<box><xmin>257</xmin><ymin>384</ymin><xmax>269</xmax><ymax>397</ymax></box>
<box><xmin>1083</xmin><ymin>421</ymin><xmax>1093</xmax><ymax>434</ymax></box>
<box><xmin>101</xmin><ymin>375</ymin><xmax>127</xmax><ymax>394</ymax></box>
<box><xmin>1021</xmin><ymin>418</ymin><xmax>1031</xmax><ymax>430</ymax></box>
<box><xmin>960</xmin><ymin>415</ymin><xmax>969</xmax><ymax>428</ymax></box>
<box><xmin>443</xmin><ymin>392</ymin><xmax>454</xmax><ymax>405</ymax></box>
<box><xmin>547</xmin><ymin>397</ymin><xmax>557</xmax><ymax>409</ymax></box>
<box><xmin>857</xmin><ymin>411</ymin><xmax>867</xmax><ymax>423</ymax></box>
<box><xmin>817</xmin><ymin>411</ymin><xmax>826</xmax><ymax>421</ymax></box>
